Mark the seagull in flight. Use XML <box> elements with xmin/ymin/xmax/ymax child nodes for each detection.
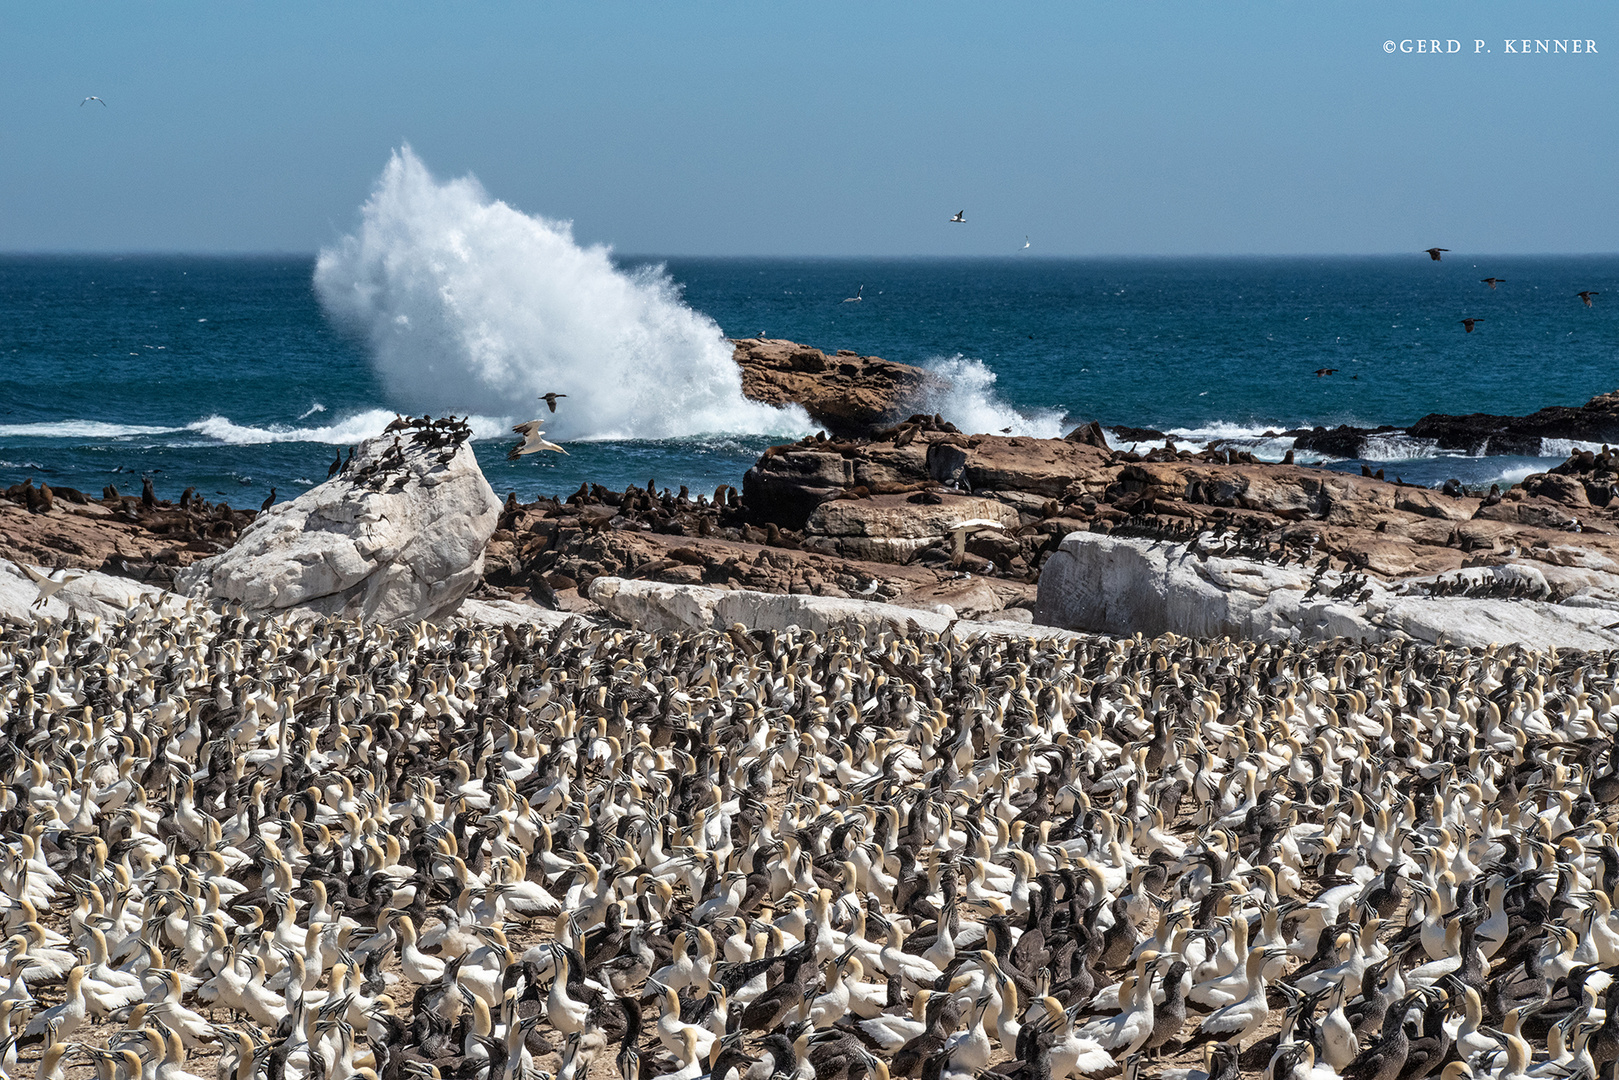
<box><xmin>539</xmin><ymin>392</ymin><xmax>567</xmax><ymax>413</ymax></box>
<box><xmin>80</xmin><ymin>96</ymin><xmax>107</xmax><ymax>107</ymax></box>
<box><xmin>1459</xmin><ymin>317</ymin><xmax>1483</xmax><ymax>333</ymax></box>
<box><xmin>1020</xmin><ymin>236</ymin><xmax>1030</xmax><ymax>250</ymax></box>
<box><xmin>1425</xmin><ymin>247</ymin><xmax>1449</xmax><ymax>261</ymax></box>
<box><xmin>509</xmin><ymin>420</ymin><xmax>567</xmax><ymax>458</ymax></box>
<box><xmin>1314</xmin><ymin>368</ymin><xmax>1338</xmax><ymax>377</ymax></box>
<box><xmin>842</xmin><ymin>285</ymin><xmax>863</xmax><ymax>303</ymax></box>
<box><xmin>1480</xmin><ymin>278</ymin><xmax>1505</xmax><ymax>289</ymax></box>
<box><xmin>1578</xmin><ymin>291</ymin><xmax>1600</xmax><ymax>307</ymax></box>
<box><xmin>17</xmin><ymin>564</ymin><xmax>84</xmax><ymax>610</ymax></box>
<box><xmin>948</xmin><ymin>211</ymin><xmax>966</xmax><ymax>223</ymax></box>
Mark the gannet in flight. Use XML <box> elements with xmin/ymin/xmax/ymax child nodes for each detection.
<box><xmin>948</xmin><ymin>519</ymin><xmax>1004</xmax><ymax>567</ymax></box>
<box><xmin>509</xmin><ymin>420</ymin><xmax>568</xmax><ymax>458</ymax></box>
<box><xmin>18</xmin><ymin>564</ymin><xmax>84</xmax><ymax>610</ymax></box>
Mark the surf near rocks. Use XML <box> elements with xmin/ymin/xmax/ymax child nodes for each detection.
<box><xmin>1292</xmin><ymin>386</ymin><xmax>1619</xmax><ymax>458</ymax></box>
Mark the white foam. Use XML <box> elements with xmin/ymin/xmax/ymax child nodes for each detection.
<box><xmin>912</xmin><ymin>355</ymin><xmax>1065</xmax><ymax>437</ymax></box>
<box><xmin>1481</xmin><ymin>464</ymin><xmax>1543</xmax><ymax>488</ymax></box>
<box><xmin>184</xmin><ymin>410</ymin><xmax>512</xmax><ymax>446</ymax></box>
<box><xmin>1540</xmin><ymin>438</ymin><xmax>1611</xmax><ymax>458</ymax></box>
<box><xmin>297</xmin><ymin>402</ymin><xmax>328</xmax><ymax>420</ymax></box>
<box><xmin>313</xmin><ymin>146</ymin><xmax>811</xmax><ymax>442</ymax></box>
<box><xmin>0</xmin><ymin>421</ymin><xmax>181</xmax><ymax>438</ymax></box>
<box><xmin>1103</xmin><ymin>423</ymin><xmax>1305</xmax><ymax>462</ymax></box>
<box><xmin>1358</xmin><ymin>433</ymin><xmax>1446</xmax><ymax>461</ymax></box>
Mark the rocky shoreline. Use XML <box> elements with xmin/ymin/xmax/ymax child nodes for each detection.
<box><xmin>8</xmin><ymin>339</ymin><xmax>1619</xmax><ymax>646</ymax></box>
<box><xmin>1290</xmin><ymin>386</ymin><xmax>1619</xmax><ymax>459</ymax></box>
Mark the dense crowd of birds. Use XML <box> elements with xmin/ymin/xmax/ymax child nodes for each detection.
<box><xmin>6</xmin><ymin>603</ymin><xmax>1619</xmax><ymax>1080</ymax></box>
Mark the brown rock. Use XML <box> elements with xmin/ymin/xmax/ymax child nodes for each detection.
<box><xmin>1064</xmin><ymin>421</ymin><xmax>1110</xmax><ymax>449</ymax></box>
<box><xmin>1522</xmin><ymin>472</ymin><xmax>1591</xmax><ymax>508</ymax></box>
<box><xmin>733</xmin><ymin>338</ymin><xmax>940</xmax><ymax>438</ymax></box>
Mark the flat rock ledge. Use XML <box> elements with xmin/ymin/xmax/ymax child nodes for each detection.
<box><xmin>588</xmin><ymin>576</ymin><xmax>1070</xmax><ymax>641</ymax></box>
<box><xmin>176</xmin><ymin>426</ymin><xmax>500</xmax><ymax>624</ymax></box>
<box><xmin>1</xmin><ymin>557</ymin><xmax>195</xmax><ymax>626</ymax></box>
<box><xmin>1035</xmin><ymin>531</ymin><xmax>1619</xmax><ymax>651</ymax></box>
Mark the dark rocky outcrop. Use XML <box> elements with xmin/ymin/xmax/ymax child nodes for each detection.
<box><xmin>1291</xmin><ymin>389</ymin><xmax>1619</xmax><ymax>459</ymax></box>
<box><xmin>1290</xmin><ymin>424</ymin><xmax>1402</xmax><ymax>457</ymax></box>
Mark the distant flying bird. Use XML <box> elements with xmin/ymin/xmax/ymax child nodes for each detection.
<box><xmin>80</xmin><ymin>96</ymin><xmax>106</xmax><ymax>107</ymax></box>
<box><xmin>1021</xmin><ymin>236</ymin><xmax>1030</xmax><ymax>250</ymax></box>
<box><xmin>1425</xmin><ymin>247</ymin><xmax>1449</xmax><ymax>261</ymax></box>
<box><xmin>1315</xmin><ymin>368</ymin><xmax>1339</xmax><ymax>376</ymax></box>
<box><xmin>1459</xmin><ymin>318</ymin><xmax>1483</xmax><ymax>333</ymax></box>
<box><xmin>509</xmin><ymin>420</ymin><xmax>568</xmax><ymax>458</ymax></box>
<box><xmin>1481</xmin><ymin>277</ymin><xmax>1505</xmax><ymax>289</ymax></box>
<box><xmin>539</xmin><ymin>392</ymin><xmax>567</xmax><ymax>413</ymax></box>
<box><xmin>949</xmin><ymin>211</ymin><xmax>966</xmax><ymax>223</ymax></box>
<box><xmin>1578</xmin><ymin>291</ymin><xmax>1600</xmax><ymax>307</ymax></box>
<box><xmin>17</xmin><ymin>564</ymin><xmax>84</xmax><ymax>610</ymax></box>
<box><xmin>842</xmin><ymin>285</ymin><xmax>863</xmax><ymax>303</ymax></box>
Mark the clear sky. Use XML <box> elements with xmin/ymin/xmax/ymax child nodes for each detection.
<box><xmin>4</xmin><ymin>3</ymin><xmax>1615</xmax><ymax>256</ymax></box>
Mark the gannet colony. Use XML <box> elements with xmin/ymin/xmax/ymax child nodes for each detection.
<box><xmin>5</xmin><ymin>412</ymin><xmax>1619</xmax><ymax>1080</ymax></box>
<box><xmin>3</xmin><ymin>592</ymin><xmax>1619</xmax><ymax>1080</ymax></box>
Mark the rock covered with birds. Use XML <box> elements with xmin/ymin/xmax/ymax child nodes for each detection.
<box><xmin>4</xmin><ymin>598</ymin><xmax>1619</xmax><ymax>1080</ymax></box>
<box><xmin>176</xmin><ymin>418</ymin><xmax>501</xmax><ymax>624</ymax></box>
<box><xmin>1037</xmin><ymin>530</ymin><xmax>1619</xmax><ymax>650</ymax></box>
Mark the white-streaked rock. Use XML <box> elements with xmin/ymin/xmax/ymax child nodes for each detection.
<box><xmin>1035</xmin><ymin>531</ymin><xmax>1619</xmax><ymax>650</ymax></box>
<box><xmin>176</xmin><ymin>431</ymin><xmax>500</xmax><ymax>623</ymax></box>
<box><xmin>0</xmin><ymin>558</ymin><xmax>193</xmax><ymax>626</ymax></box>
<box><xmin>454</xmin><ymin>598</ymin><xmax>598</xmax><ymax>630</ymax></box>
<box><xmin>588</xmin><ymin>576</ymin><xmax>1075</xmax><ymax>641</ymax></box>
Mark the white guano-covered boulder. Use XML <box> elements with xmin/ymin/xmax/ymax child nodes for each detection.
<box><xmin>176</xmin><ymin>429</ymin><xmax>500</xmax><ymax>623</ymax></box>
<box><xmin>1035</xmin><ymin>531</ymin><xmax>1619</xmax><ymax>650</ymax></box>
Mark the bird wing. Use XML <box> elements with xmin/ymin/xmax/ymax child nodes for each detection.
<box><xmin>512</xmin><ymin>420</ymin><xmax>543</xmax><ymax>435</ymax></box>
<box><xmin>17</xmin><ymin>563</ymin><xmax>48</xmax><ymax>584</ymax></box>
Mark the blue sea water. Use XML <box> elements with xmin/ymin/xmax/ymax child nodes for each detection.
<box><xmin>1</xmin><ymin>253</ymin><xmax>1616</xmax><ymax>507</ymax></box>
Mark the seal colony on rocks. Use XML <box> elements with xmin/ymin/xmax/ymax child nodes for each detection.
<box><xmin>14</xmin><ymin>339</ymin><xmax>1619</xmax><ymax>635</ymax></box>
<box><xmin>2</xmin><ymin>600</ymin><xmax>1619</xmax><ymax>1080</ymax></box>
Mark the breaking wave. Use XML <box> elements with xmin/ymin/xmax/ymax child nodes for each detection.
<box><xmin>313</xmin><ymin>146</ymin><xmax>810</xmax><ymax>442</ymax></box>
<box><xmin>913</xmin><ymin>355</ymin><xmax>1065</xmax><ymax>437</ymax></box>
<box><xmin>0</xmin><ymin>412</ymin><xmax>510</xmax><ymax>446</ymax></box>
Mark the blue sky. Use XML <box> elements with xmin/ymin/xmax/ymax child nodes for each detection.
<box><xmin>3</xmin><ymin>3</ymin><xmax>1614</xmax><ymax>255</ymax></box>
